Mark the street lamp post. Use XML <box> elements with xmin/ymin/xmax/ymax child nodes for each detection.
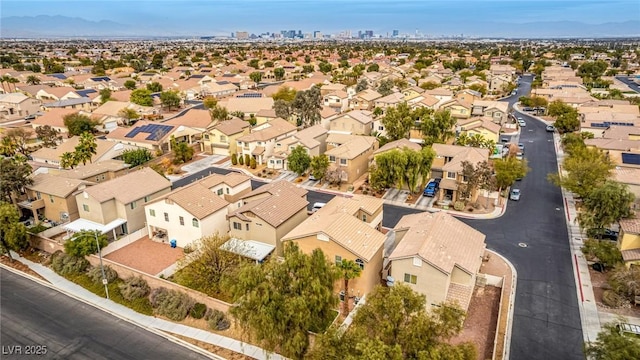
<box><xmin>95</xmin><ymin>231</ymin><xmax>109</xmax><ymax>300</ymax></box>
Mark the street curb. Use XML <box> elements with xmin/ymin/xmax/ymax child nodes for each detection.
<box><xmin>486</xmin><ymin>249</ymin><xmax>517</xmax><ymax>360</ymax></box>
<box><xmin>0</xmin><ymin>262</ymin><xmax>223</xmax><ymax>360</ymax></box>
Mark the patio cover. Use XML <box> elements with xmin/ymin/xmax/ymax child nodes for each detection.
<box><xmin>63</xmin><ymin>218</ymin><xmax>126</xmax><ymax>234</ymax></box>
<box><xmin>220</xmin><ymin>238</ymin><xmax>275</xmax><ymax>262</ymax></box>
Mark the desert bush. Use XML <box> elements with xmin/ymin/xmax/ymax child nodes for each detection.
<box><xmin>190</xmin><ymin>303</ymin><xmax>207</xmax><ymax>319</ymax></box>
<box><xmin>602</xmin><ymin>290</ymin><xmax>626</xmax><ymax>308</ymax></box>
<box><xmin>453</xmin><ymin>201</ymin><xmax>465</xmax><ymax>211</ymax></box>
<box><xmin>231</xmin><ymin>153</ymin><xmax>238</xmax><ymax>165</ymax></box>
<box><xmin>206</xmin><ymin>309</ymin><xmax>231</xmax><ymax>330</ymax></box>
<box><xmin>150</xmin><ymin>287</ymin><xmax>195</xmax><ymax>321</ymax></box>
<box><xmin>87</xmin><ymin>265</ymin><xmax>119</xmax><ymax>284</ymax></box>
<box><xmin>119</xmin><ymin>276</ymin><xmax>151</xmax><ymax>301</ymax></box>
<box><xmin>238</xmin><ymin>155</ymin><xmax>244</xmax><ymax>165</ymax></box>
<box><xmin>183</xmin><ymin>244</ymin><xmax>194</xmax><ymax>254</ymax></box>
<box><xmin>50</xmin><ymin>251</ymin><xmax>89</xmax><ymax>275</ymax></box>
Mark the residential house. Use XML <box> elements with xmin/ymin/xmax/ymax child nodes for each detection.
<box><xmin>236</xmin><ymin>118</ymin><xmax>298</xmax><ymax>165</ymax></box>
<box><xmin>92</xmin><ymin>101</ymin><xmax>157</xmax><ymax>131</ymax></box>
<box><xmin>164</xmin><ymin>108</ymin><xmax>213</xmax><ymax>141</ymax></box>
<box><xmin>203</xmin><ymin>117</ymin><xmax>251</xmax><ymax>156</ymax></box>
<box><xmin>30</xmin><ymin>108</ymin><xmax>77</xmax><ymax>135</ymax></box>
<box><xmin>618</xmin><ymin>217</ymin><xmax>640</xmax><ymax>268</ymax></box>
<box><xmin>268</xmin><ymin>125</ymin><xmax>328</xmax><ymax>170</ymax></box>
<box><xmin>430</xmin><ymin>144</ymin><xmax>491</xmax><ymax>202</ymax></box>
<box><xmin>106</xmin><ymin>120</ymin><xmax>199</xmax><ymax>153</ymax></box>
<box><xmin>42</xmin><ymin>97</ymin><xmax>95</xmax><ymax>112</ymax></box>
<box><xmin>612</xmin><ymin>167</ymin><xmax>640</xmax><ymax>210</ymax></box>
<box><xmin>387</xmin><ymin>211</ymin><xmax>486</xmax><ymax>311</ymax></box>
<box><xmin>46</xmin><ymin>159</ymin><xmax>131</xmax><ymax>183</ymax></box>
<box><xmin>218</xmin><ymin>95</ymin><xmax>274</xmax><ymax>118</ymax></box>
<box><xmin>329</xmin><ymin>110</ymin><xmax>374</xmax><ymax>135</ymax></box>
<box><xmin>349</xmin><ymin>89</ymin><xmax>382</xmax><ymax>111</ymax></box>
<box><xmin>227</xmin><ymin>181</ymin><xmax>309</xmax><ymax>256</ymax></box>
<box><xmin>0</xmin><ymin>93</ymin><xmax>41</xmax><ymax>120</ymax></box>
<box><xmin>455</xmin><ymin>89</ymin><xmax>482</xmax><ymax>104</ymax></box>
<box><xmin>20</xmin><ymin>173</ymin><xmax>93</xmax><ymax>223</ymax></box>
<box><xmin>30</xmin><ymin>136</ymin><xmax>139</xmax><ymax>166</ymax></box>
<box><xmin>35</xmin><ymin>87</ymin><xmax>81</xmax><ymax>101</ymax></box>
<box><xmin>471</xmin><ymin>100</ymin><xmax>510</xmax><ymax>125</ymax></box>
<box><xmin>374</xmin><ymin>92</ymin><xmax>405</xmax><ymax>113</ymax></box>
<box><xmin>371</xmin><ymin>138</ymin><xmax>422</xmax><ymax>164</ymax></box>
<box><xmin>579</xmin><ymin>112</ymin><xmax>640</xmax><ymax>138</ymax></box>
<box><xmin>282</xmin><ymin>195</ymin><xmax>386</xmax><ymax>296</ymax></box>
<box><xmin>323</xmin><ymin>90</ymin><xmax>349</xmax><ymax>113</ymax></box>
<box><xmin>67</xmin><ymin>168</ymin><xmax>172</xmax><ymax>239</ymax></box>
<box><xmin>254</xmin><ymin>108</ymin><xmax>279</xmax><ymax>126</ymax></box>
<box><xmin>584</xmin><ymin>138</ymin><xmax>640</xmax><ymax>169</ymax></box>
<box><xmin>457</xmin><ymin>116</ymin><xmax>502</xmax><ymax>144</ymax></box>
<box><xmin>325</xmin><ymin>135</ymin><xmax>379</xmax><ymax>184</ymax></box>
<box><xmin>440</xmin><ymin>99</ymin><xmax>472</xmax><ymax>119</ymax></box>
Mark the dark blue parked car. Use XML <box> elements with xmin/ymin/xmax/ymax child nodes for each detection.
<box><xmin>423</xmin><ymin>178</ymin><xmax>441</xmax><ymax>197</ymax></box>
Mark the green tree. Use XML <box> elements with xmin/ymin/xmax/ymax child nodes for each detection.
<box><xmin>146</xmin><ymin>81</ymin><xmax>163</xmax><ymax>93</ymax></box>
<box><xmin>248</xmin><ymin>59</ymin><xmax>260</xmax><ymax>69</ymax></box>
<box><xmin>310</xmin><ymin>284</ymin><xmax>475</xmax><ymax>359</ymax></box>
<box><xmin>35</xmin><ymin>125</ymin><xmax>62</xmax><ymax>148</ymax></box>
<box><xmin>0</xmin><ymin>157</ymin><xmax>33</xmax><ymax>204</ymax></box>
<box><xmin>59</xmin><ymin>152</ymin><xmax>78</xmax><ymax>169</ymax></box>
<box><xmin>171</xmin><ymin>139</ymin><xmax>194</xmax><ymax>165</ymax></box>
<box><xmin>578</xmin><ymin>180</ymin><xmax>635</xmax><ymax>231</ymax></box>
<box><xmin>64</xmin><ymin>230</ymin><xmax>108</xmax><ymax>257</ymax></box>
<box><xmin>0</xmin><ymin>202</ymin><xmax>29</xmax><ymax>261</ymax></box>
<box><xmin>274</xmin><ymin>67</ymin><xmax>285</xmax><ymax>81</ymax></box>
<box><xmin>420</xmin><ymin>81</ymin><xmax>440</xmax><ymax>90</ymax></box>
<box><xmin>337</xmin><ymin>259</ymin><xmax>362</xmax><ymax>316</ymax></box>
<box><xmin>459</xmin><ymin>160</ymin><xmax>494</xmax><ymax>203</ymax></box>
<box><xmin>468</xmin><ymin>83</ymin><xmax>488</xmax><ymax>96</ymax></box>
<box><xmin>230</xmin><ymin>243</ymin><xmax>339</xmax><ymax>359</ymax></box>
<box><xmin>374</xmin><ymin>149</ymin><xmax>408</xmax><ymax>190</ymax></box>
<box><xmin>274</xmin><ymin>99</ymin><xmax>293</xmax><ymax>120</ymax></box>
<box><xmin>318</xmin><ymin>62</ymin><xmax>333</xmax><ymax>74</ymax></box>
<box><xmin>549</xmin><ymin>145</ymin><xmax>613</xmax><ymax>199</ymax></box>
<box><xmin>26</xmin><ymin>75</ymin><xmax>41</xmax><ymax>85</ymax></box>
<box><xmin>377</xmin><ymin>79</ymin><xmax>394</xmax><ymax>96</ymax></box>
<box><xmin>585</xmin><ymin>321</ymin><xmax>640</xmax><ymax>360</ymax></box>
<box><xmin>124</xmin><ymin>79</ymin><xmax>137</xmax><ymax>90</ymax></box>
<box><xmin>381</xmin><ymin>102</ymin><xmax>413</xmax><ymax>141</ymax></box>
<box><xmin>63</xmin><ymin>112</ymin><xmax>99</xmax><ymax>136</ymax></box>
<box><xmin>272</xmin><ymin>86</ymin><xmax>297</xmax><ymax>102</ymax></box>
<box><xmin>249</xmin><ymin>71</ymin><xmax>262</xmax><ymax>87</ymax></box>
<box><xmin>367</xmin><ymin>63</ymin><xmax>379</xmax><ymax>72</ymax></box>
<box><xmin>609</xmin><ymin>265</ymin><xmax>640</xmax><ymax>302</ymax></box>
<box><xmin>74</xmin><ymin>132</ymin><xmax>97</xmax><ymax>165</ymax></box>
<box><xmin>494</xmin><ymin>157</ymin><xmax>529</xmax><ymax>191</ymax></box>
<box><xmin>130</xmin><ymin>88</ymin><xmax>154</xmax><ymax>106</ymax></box>
<box><xmin>118</xmin><ymin>107</ymin><xmax>139</xmax><ymax>125</ymax></box>
<box><xmin>292</xmin><ymin>86</ymin><xmax>322</xmax><ymax>127</ymax></box>
<box><xmin>355</xmin><ymin>79</ymin><xmax>368</xmax><ymax>93</ymax></box>
<box><xmin>310</xmin><ymin>154</ymin><xmax>330</xmax><ymax>182</ymax></box>
<box><xmin>581</xmin><ymin>239</ymin><xmax>623</xmax><ymax>270</ymax></box>
<box><xmin>99</xmin><ymin>88</ymin><xmax>112</xmax><ymax>104</ymax></box>
<box><xmin>422</xmin><ymin>109</ymin><xmax>457</xmax><ymax>145</ymax></box>
<box><xmin>121</xmin><ymin>148</ymin><xmax>153</xmax><ymax>167</ymax></box>
<box><xmin>160</xmin><ymin>90</ymin><xmax>181</xmax><ymax>110</ymax></box>
<box><xmin>210</xmin><ymin>105</ymin><xmax>229</xmax><ymax>121</ymax></box>
<box><xmin>1</xmin><ymin>127</ymin><xmax>31</xmax><ymax>157</ymax></box>
<box><xmin>403</xmin><ymin>146</ymin><xmax>436</xmax><ymax>194</ymax></box>
<box><xmin>287</xmin><ymin>145</ymin><xmax>311</xmax><ymax>175</ymax></box>
<box><xmin>203</xmin><ymin>96</ymin><xmax>218</xmax><ymax>110</ymax></box>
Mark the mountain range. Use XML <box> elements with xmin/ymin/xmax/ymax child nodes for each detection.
<box><xmin>1</xmin><ymin>15</ymin><xmax>639</xmax><ymax>39</ymax></box>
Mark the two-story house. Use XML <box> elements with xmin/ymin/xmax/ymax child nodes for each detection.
<box><xmin>325</xmin><ymin>135</ymin><xmax>379</xmax><ymax>184</ymax></box>
<box><xmin>387</xmin><ymin>211</ymin><xmax>486</xmax><ymax>311</ymax></box>
<box><xmin>618</xmin><ymin>216</ymin><xmax>640</xmax><ymax>268</ymax></box>
<box><xmin>203</xmin><ymin>117</ymin><xmax>251</xmax><ymax>156</ymax></box>
<box><xmin>329</xmin><ymin>110</ymin><xmax>375</xmax><ymax>135</ymax></box>
<box><xmin>267</xmin><ymin>125</ymin><xmax>328</xmax><ymax>170</ymax></box>
<box><xmin>236</xmin><ymin>118</ymin><xmax>297</xmax><ymax>165</ymax></box>
<box><xmin>471</xmin><ymin>100</ymin><xmax>509</xmax><ymax>125</ymax></box>
<box><xmin>349</xmin><ymin>89</ymin><xmax>382</xmax><ymax>111</ymax></box>
<box><xmin>0</xmin><ymin>93</ymin><xmax>41</xmax><ymax>120</ymax></box>
<box><xmin>323</xmin><ymin>90</ymin><xmax>349</xmax><ymax>113</ymax></box>
<box><xmin>439</xmin><ymin>99</ymin><xmax>472</xmax><ymax>119</ymax></box>
<box><xmin>65</xmin><ymin>168</ymin><xmax>171</xmax><ymax>239</ymax></box>
<box><xmin>20</xmin><ymin>173</ymin><xmax>93</xmax><ymax>224</ymax></box>
<box><xmin>282</xmin><ymin>195</ymin><xmax>386</xmax><ymax>297</ymax></box>
<box><xmin>457</xmin><ymin>116</ymin><xmax>502</xmax><ymax>145</ymax></box>
<box><xmin>430</xmin><ymin>144</ymin><xmax>490</xmax><ymax>202</ymax></box>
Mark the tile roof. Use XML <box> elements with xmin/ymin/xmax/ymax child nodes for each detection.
<box><xmin>208</xmin><ymin>117</ymin><xmax>250</xmax><ymax>135</ymax></box>
<box><xmin>620</xmin><ymin>217</ymin><xmax>640</xmax><ymax>235</ymax></box>
<box><xmin>229</xmin><ymin>188</ymin><xmax>308</xmax><ymax>228</ymax></box>
<box><xmin>355</xmin><ymin>88</ymin><xmax>382</xmax><ymax>102</ymax></box>
<box><xmin>237</xmin><ymin>118</ymin><xmax>297</xmax><ymax>142</ymax></box>
<box><xmin>390</xmin><ymin>212</ymin><xmax>486</xmax><ymax>275</ymax></box>
<box><xmin>241</xmin><ymin>180</ymin><xmax>308</xmax><ymax>200</ymax></box>
<box><xmin>374</xmin><ymin>138</ymin><xmax>421</xmax><ymax>155</ymax></box>
<box><xmin>199</xmin><ymin>172</ymin><xmax>252</xmax><ymax>189</ymax></box>
<box><xmin>613</xmin><ymin>167</ymin><xmax>640</xmax><ymax>185</ymax></box>
<box><xmin>31</xmin><ymin>108</ymin><xmax>77</xmax><ymax>129</ymax></box>
<box><xmin>219</xmin><ymin>96</ymin><xmax>274</xmax><ymax>114</ymax></box>
<box><xmin>584</xmin><ymin>138</ymin><xmax>640</xmax><ymax>151</ymax></box>
<box><xmin>334</xmin><ymin>110</ymin><xmax>374</xmax><ymax>125</ymax></box>
<box><xmin>55</xmin><ymin>160</ymin><xmax>130</xmax><ymax>179</ymax></box>
<box><xmin>164</xmin><ymin>109</ymin><xmax>213</xmax><ymax>130</ymax></box>
<box><xmin>445</xmin><ymin>282</ymin><xmax>474</xmax><ymax>310</ymax></box>
<box><xmin>432</xmin><ymin>144</ymin><xmax>490</xmax><ymax>173</ymax></box>
<box><xmin>154</xmin><ymin>181</ymin><xmax>229</xmax><ymax>220</ymax></box>
<box><xmin>30</xmin><ymin>136</ymin><xmax>119</xmax><ymax>163</ymax></box>
<box><xmin>325</xmin><ymin>136</ymin><xmax>378</xmax><ymax>160</ymax></box>
<box><xmin>82</xmin><ymin>168</ymin><xmax>170</xmax><ymax>204</ymax></box>
<box><xmin>27</xmin><ymin>173</ymin><xmax>92</xmax><ymax>198</ymax></box>
<box><xmin>622</xmin><ymin>248</ymin><xmax>640</xmax><ymax>262</ymax></box>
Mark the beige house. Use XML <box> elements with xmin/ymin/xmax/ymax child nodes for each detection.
<box><xmin>203</xmin><ymin>117</ymin><xmax>251</xmax><ymax>156</ymax></box>
<box><xmin>67</xmin><ymin>168</ymin><xmax>171</xmax><ymax>239</ymax></box>
<box><xmin>471</xmin><ymin>100</ymin><xmax>509</xmax><ymax>124</ymax></box>
<box><xmin>584</xmin><ymin>138</ymin><xmax>640</xmax><ymax>168</ymax></box>
<box><xmin>30</xmin><ymin>108</ymin><xmax>77</xmax><ymax>135</ymax></box>
<box><xmin>30</xmin><ymin>136</ymin><xmax>139</xmax><ymax>166</ymax></box>
<box><xmin>618</xmin><ymin>217</ymin><xmax>640</xmax><ymax>268</ymax></box>
<box><xmin>227</xmin><ymin>181</ymin><xmax>309</xmax><ymax>256</ymax></box>
<box><xmin>0</xmin><ymin>93</ymin><xmax>41</xmax><ymax>120</ymax></box>
<box><xmin>430</xmin><ymin>144</ymin><xmax>491</xmax><ymax>202</ymax></box>
<box><xmin>457</xmin><ymin>116</ymin><xmax>501</xmax><ymax>144</ymax></box>
<box><xmin>20</xmin><ymin>173</ymin><xmax>93</xmax><ymax>223</ymax></box>
<box><xmin>440</xmin><ymin>99</ymin><xmax>472</xmax><ymax>119</ymax></box>
<box><xmin>349</xmin><ymin>89</ymin><xmax>382</xmax><ymax>111</ymax></box>
<box><xmin>325</xmin><ymin>135</ymin><xmax>379</xmax><ymax>184</ymax></box>
<box><xmin>387</xmin><ymin>211</ymin><xmax>486</xmax><ymax>311</ymax></box>
<box><xmin>218</xmin><ymin>96</ymin><xmax>274</xmax><ymax>118</ymax></box>
<box><xmin>323</xmin><ymin>90</ymin><xmax>349</xmax><ymax>113</ymax></box>
<box><xmin>267</xmin><ymin>125</ymin><xmax>328</xmax><ymax>170</ymax></box>
<box><xmin>106</xmin><ymin>120</ymin><xmax>200</xmax><ymax>153</ymax></box>
<box><xmin>236</xmin><ymin>118</ymin><xmax>298</xmax><ymax>165</ymax></box>
<box><xmin>328</xmin><ymin>110</ymin><xmax>374</xmax><ymax>136</ymax></box>
<box><xmin>282</xmin><ymin>195</ymin><xmax>386</xmax><ymax>296</ymax></box>
<box><xmin>46</xmin><ymin>160</ymin><xmax>131</xmax><ymax>183</ymax></box>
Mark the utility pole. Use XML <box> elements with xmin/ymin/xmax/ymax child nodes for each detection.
<box><xmin>95</xmin><ymin>231</ymin><xmax>109</xmax><ymax>299</ymax></box>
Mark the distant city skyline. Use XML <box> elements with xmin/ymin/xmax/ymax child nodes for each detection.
<box><xmin>2</xmin><ymin>0</ymin><xmax>639</xmax><ymax>38</ymax></box>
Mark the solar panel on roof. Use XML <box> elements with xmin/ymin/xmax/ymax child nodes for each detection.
<box><xmin>190</xmin><ymin>74</ymin><xmax>205</xmax><ymax>79</ymax></box>
<box><xmin>622</xmin><ymin>153</ymin><xmax>640</xmax><ymax>165</ymax></box>
<box><xmin>50</xmin><ymin>73</ymin><xmax>67</xmax><ymax>80</ymax></box>
<box><xmin>237</xmin><ymin>93</ymin><xmax>262</xmax><ymax>98</ymax></box>
<box><xmin>217</xmin><ymin>81</ymin><xmax>230</xmax><ymax>85</ymax></box>
<box><xmin>90</xmin><ymin>76</ymin><xmax>111</xmax><ymax>82</ymax></box>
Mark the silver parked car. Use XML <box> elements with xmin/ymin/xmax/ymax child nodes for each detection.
<box><xmin>510</xmin><ymin>189</ymin><xmax>521</xmax><ymax>201</ymax></box>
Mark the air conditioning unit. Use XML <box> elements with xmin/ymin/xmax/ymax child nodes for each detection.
<box><xmin>60</xmin><ymin>212</ymin><xmax>69</xmax><ymax>221</ymax></box>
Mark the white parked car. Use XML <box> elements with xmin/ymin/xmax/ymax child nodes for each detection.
<box><xmin>517</xmin><ymin>118</ymin><xmax>526</xmax><ymax>127</ymax></box>
<box><xmin>308</xmin><ymin>202</ymin><xmax>326</xmax><ymax>214</ymax></box>
<box><xmin>510</xmin><ymin>189</ymin><xmax>521</xmax><ymax>201</ymax></box>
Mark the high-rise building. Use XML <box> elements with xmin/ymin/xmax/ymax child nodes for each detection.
<box><xmin>235</xmin><ymin>31</ymin><xmax>249</xmax><ymax>40</ymax></box>
<box><xmin>313</xmin><ymin>31</ymin><xmax>322</xmax><ymax>39</ymax></box>
<box><xmin>392</xmin><ymin>29</ymin><xmax>399</xmax><ymax>37</ymax></box>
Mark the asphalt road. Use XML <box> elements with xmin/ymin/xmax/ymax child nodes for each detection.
<box><xmin>0</xmin><ymin>269</ymin><xmax>211</xmax><ymax>360</ymax></box>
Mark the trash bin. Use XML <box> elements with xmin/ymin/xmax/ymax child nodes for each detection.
<box><xmin>170</xmin><ymin>239</ymin><xmax>177</xmax><ymax>248</ymax></box>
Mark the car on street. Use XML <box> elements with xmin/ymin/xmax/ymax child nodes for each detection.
<box><xmin>308</xmin><ymin>202</ymin><xmax>326</xmax><ymax>214</ymax></box>
<box><xmin>586</xmin><ymin>228</ymin><xmax>619</xmax><ymax>241</ymax></box>
<box><xmin>423</xmin><ymin>178</ymin><xmax>441</xmax><ymax>197</ymax></box>
<box><xmin>517</xmin><ymin>117</ymin><xmax>526</xmax><ymax>127</ymax></box>
<box><xmin>546</xmin><ymin>125</ymin><xmax>555</xmax><ymax>132</ymax></box>
<box><xmin>308</xmin><ymin>174</ymin><xmax>318</xmax><ymax>181</ymax></box>
<box><xmin>510</xmin><ymin>188</ymin><xmax>521</xmax><ymax>201</ymax></box>
<box><xmin>518</xmin><ymin>143</ymin><xmax>525</xmax><ymax>154</ymax></box>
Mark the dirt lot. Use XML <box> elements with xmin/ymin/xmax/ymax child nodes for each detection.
<box><xmin>589</xmin><ymin>267</ymin><xmax>640</xmax><ymax>317</ymax></box>
<box><xmin>450</xmin><ymin>285</ymin><xmax>501</xmax><ymax>360</ymax></box>
<box><xmin>104</xmin><ymin>236</ymin><xmax>184</xmax><ymax>275</ymax></box>
<box><xmin>0</xmin><ymin>255</ymin><xmax>48</xmax><ymax>282</ymax></box>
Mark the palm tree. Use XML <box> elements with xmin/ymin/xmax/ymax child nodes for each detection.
<box><xmin>0</xmin><ymin>75</ymin><xmax>10</xmax><ymax>93</ymax></box>
<box><xmin>26</xmin><ymin>75</ymin><xmax>41</xmax><ymax>85</ymax></box>
<box><xmin>75</xmin><ymin>132</ymin><xmax>98</xmax><ymax>165</ymax></box>
<box><xmin>5</xmin><ymin>77</ymin><xmax>19</xmax><ymax>92</ymax></box>
<box><xmin>337</xmin><ymin>259</ymin><xmax>362</xmax><ymax>316</ymax></box>
<box><xmin>59</xmin><ymin>152</ymin><xmax>77</xmax><ymax>169</ymax></box>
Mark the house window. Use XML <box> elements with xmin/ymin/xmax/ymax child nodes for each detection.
<box><xmin>204</xmin><ymin>134</ymin><xmax>210</xmax><ymax>140</ymax></box>
<box><xmin>233</xmin><ymin>222</ymin><xmax>241</xmax><ymax>230</ymax></box>
<box><xmin>245</xmin><ymin>223</ymin><xmax>249</xmax><ymax>231</ymax></box>
<box><xmin>355</xmin><ymin>258</ymin><xmax>365</xmax><ymax>270</ymax></box>
<box><xmin>362</xmin><ymin>214</ymin><xmax>367</xmax><ymax>222</ymax></box>
<box><xmin>404</xmin><ymin>273</ymin><xmax>418</xmax><ymax>284</ymax></box>
<box><xmin>36</xmin><ymin>191</ymin><xmax>41</xmax><ymax>200</ymax></box>
<box><xmin>192</xmin><ymin>218</ymin><xmax>199</xmax><ymax>228</ymax></box>
<box><xmin>226</xmin><ymin>187</ymin><xmax>230</xmax><ymax>194</ymax></box>
<box><xmin>49</xmin><ymin>195</ymin><xmax>54</xmax><ymax>203</ymax></box>
<box><xmin>149</xmin><ymin>209</ymin><xmax>156</xmax><ymax>217</ymax></box>
<box><xmin>164</xmin><ymin>212</ymin><xmax>169</xmax><ymax>222</ymax></box>
<box><xmin>378</xmin><ymin>126</ymin><xmax>384</xmax><ymax>131</ymax></box>
<box><xmin>179</xmin><ymin>216</ymin><xmax>184</xmax><ymax>225</ymax></box>
<box><xmin>340</xmin><ymin>158</ymin><xmax>347</xmax><ymax>165</ymax></box>
<box><xmin>217</xmin><ymin>188</ymin><xmax>223</xmax><ymax>195</ymax></box>
<box><xmin>329</xmin><ymin>155</ymin><xmax>336</xmax><ymax>162</ymax></box>
<box><xmin>144</xmin><ymin>196</ymin><xmax>150</xmax><ymax>202</ymax></box>
<box><xmin>130</xmin><ymin>201</ymin><xmax>137</xmax><ymax>209</ymax></box>
<box><xmin>83</xmin><ymin>204</ymin><xmax>89</xmax><ymax>212</ymax></box>
<box><xmin>335</xmin><ymin>255</ymin><xmax>342</xmax><ymax>265</ymax></box>
<box><xmin>220</xmin><ymin>135</ymin><xmax>227</xmax><ymax>142</ymax></box>
<box><xmin>447</xmin><ymin>172</ymin><xmax>456</xmax><ymax>179</ymax></box>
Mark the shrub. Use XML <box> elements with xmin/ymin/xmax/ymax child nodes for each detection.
<box><xmin>150</xmin><ymin>287</ymin><xmax>195</xmax><ymax>321</ymax></box>
<box><xmin>244</xmin><ymin>154</ymin><xmax>250</xmax><ymax>167</ymax></box>
<box><xmin>119</xmin><ymin>276</ymin><xmax>151</xmax><ymax>301</ymax></box>
<box><xmin>250</xmin><ymin>157</ymin><xmax>256</xmax><ymax>169</ymax></box>
<box><xmin>206</xmin><ymin>309</ymin><xmax>231</xmax><ymax>330</ymax></box>
<box><xmin>231</xmin><ymin>153</ymin><xmax>238</xmax><ymax>165</ymax></box>
<box><xmin>238</xmin><ymin>155</ymin><xmax>244</xmax><ymax>165</ymax></box>
<box><xmin>50</xmin><ymin>251</ymin><xmax>89</xmax><ymax>275</ymax></box>
<box><xmin>183</xmin><ymin>244</ymin><xmax>194</xmax><ymax>254</ymax></box>
<box><xmin>602</xmin><ymin>290</ymin><xmax>626</xmax><ymax>308</ymax></box>
<box><xmin>88</xmin><ymin>265</ymin><xmax>119</xmax><ymax>284</ymax></box>
<box><xmin>190</xmin><ymin>303</ymin><xmax>207</xmax><ymax>319</ymax></box>
<box><xmin>453</xmin><ymin>201</ymin><xmax>465</xmax><ymax>211</ymax></box>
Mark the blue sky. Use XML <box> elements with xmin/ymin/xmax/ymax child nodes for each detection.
<box><xmin>2</xmin><ymin>0</ymin><xmax>639</xmax><ymax>35</ymax></box>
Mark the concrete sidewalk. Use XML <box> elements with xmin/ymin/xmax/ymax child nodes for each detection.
<box><xmin>5</xmin><ymin>252</ymin><xmax>284</xmax><ymax>360</ymax></box>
